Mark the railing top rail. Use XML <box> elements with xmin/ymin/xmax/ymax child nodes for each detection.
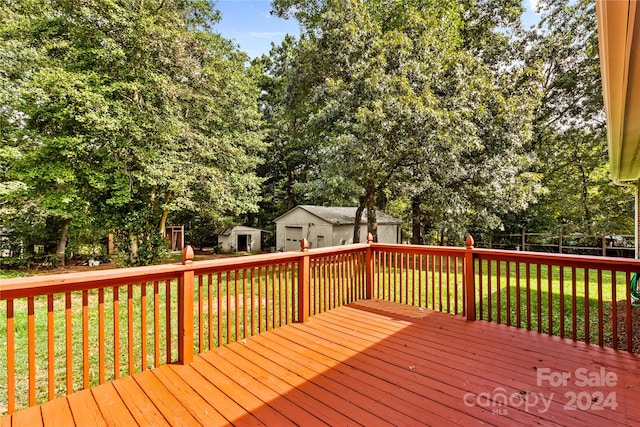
<box><xmin>0</xmin><ymin>263</ymin><xmax>186</xmax><ymax>300</ymax></box>
<box><xmin>0</xmin><ymin>244</ymin><xmax>371</xmax><ymax>300</ymax></box>
<box><xmin>308</xmin><ymin>243</ymin><xmax>369</xmax><ymax>258</ymax></box>
<box><xmin>372</xmin><ymin>243</ymin><xmax>466</xmax><ymax>255</ymax></box>
<box><xmin>473</xmin><ymin>247</ymin><xmax>640</xmax><ymax>270</ymax></box>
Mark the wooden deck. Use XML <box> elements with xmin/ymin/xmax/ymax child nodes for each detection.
<box><xmin>2</xmin><ymin>299</ymin><xmax>639</xmax><ymax>426</ymax></box>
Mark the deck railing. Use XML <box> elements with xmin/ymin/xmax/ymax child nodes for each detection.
<box><xmin>1</xmin><ymin>235</ymin><xmax>638</xmax><ymax>415</ymax></box>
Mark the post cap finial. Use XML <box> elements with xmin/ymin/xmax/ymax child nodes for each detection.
<box><xmin>182</xmin><ymin>245</ymin><xmax>194</xmax><ymax>264</ymax></box>
<box><xmin>465</xmin><ymin>235</ymin><xmax>474</xmax><ymax>249</ymax></box>
<box><xmin>300</xmin><ymin>238</ymin><xmax>309</xmax><ymax>252</ymax></box>
<box><xmin>367</xmin><ymin>233</ymin><xmax>374</xmax><ymax>244</ymax></box>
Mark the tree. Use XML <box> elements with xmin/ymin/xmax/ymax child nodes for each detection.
<box><xmin>518</xmin><ymin>0</ymin><xmax>634</xmax><ymax>236</ymax></box>
<box><xmin>270</xmin><ymin>0</ymin><xmax>542</xmax><ymax>243</ymax></box>
<box><xmin>0</xmin><ymin>0</ymin><xmax>264</xmax><ymax>266</ymax></box>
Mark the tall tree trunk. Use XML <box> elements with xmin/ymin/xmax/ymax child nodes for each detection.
<box><xmin>158</xmin><ymin>191</ymin><xmax>173</xmax><ymax>235</ymax></box>
<box><xmin>56</xmin><ymin>218</ymin><xmax>72</xmax><ymax>267</ymax></box>
<box><xmin>366</xmin><ymin>182</ymin><xmax>378</xmax><ymax>242</ymax></box>
<box><xmin>353</xmin><ymin>195</ymin><xmax>366</xmax><ymax>243</ymax></box>
<box><xmin>129</xmin><ymin>231</ymin><xmax>138</xmax><ymax>264</ymax></box>
<box><xmin>579</xmin><ymin>166</ymin><xmax>591</xmax><ymax>232</ymax></box>
<box><xmin>411</xmin><ymin>197</ymin><xmax>422</xmax><ymax>245</ymax></box>
<box><xmin>286</xmin><ymin>166</ymin><xmax>295</xmax><ymax>211</ymax></box>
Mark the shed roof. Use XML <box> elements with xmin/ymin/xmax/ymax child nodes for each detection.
<box><xmin>275</xmin><ymin>205</ymin><xmax>403</xmax><ymax>225</ymax></box>
<box><xmin>213</xmin><ymin>226</ymin><xmax>266</xmax><ymax>236</ymax></box>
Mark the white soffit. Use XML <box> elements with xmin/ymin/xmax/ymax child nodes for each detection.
<box><xmin>597</xmin><ymin>0</ymin><xmax>640</xmax><ymax>183</ymax></box>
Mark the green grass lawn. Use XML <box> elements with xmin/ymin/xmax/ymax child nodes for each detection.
<box><xmin>475</xmin><ymin>260</ymin><xmax>630</xmax><ymax>347</ymax></box>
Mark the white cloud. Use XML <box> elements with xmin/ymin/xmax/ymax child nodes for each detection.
<box><xmin>527</xmin><ymin>0</ymin><xmax>540</xmax><ymax>13</ymax></box>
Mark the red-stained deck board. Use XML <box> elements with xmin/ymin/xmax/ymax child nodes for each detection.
<box><xmin>220</xmin><ymin>344</ymin><xmax>354</xmax><ymax>426</ymax></box>
<box><xmin>251</xmin><ymin>331</ymin><xmax>470</xmax><ymax>426</ymax></box>
<box><xmin>307</xmin><ymin>307</ymin><xmax>609</xmax><ymax>426</ymax></box>
<box><xmin>3</xmin><ymin>299</ymin><xmax>639</xmax><ymax>426</ymax></box>
<box><xmin>131</xmin><ymin>369</ymin><xmax>201</xmax><ymax>426</ymax></box>
<box><xmin>40</xmin><ymin>397</ymin><xmax>75</xmax><ymax>427</ymax></box>
<box><xmin>90</xmin><ymin>382</ymin><xmax>137</xmax><ymax>426</ymax></box>
<box><xmin>165</xmin><ymin>363</ymin><xmax>265</xmax><ymax>427</ymax></box>
<box><xmin>10</xmin><ymin>405</ymin><xmax>42</xmax><ymax>427</ymax></box>
<box><xmin>66</xmin><ymin>389</ymin><xmax>107</xmax><ymax>427</ymax></box>
<box><xmin>111</xmin><ymin>375</ymin><xmax>169</xmax><ymax>426</ymax></box>
<box><xmin>198</xmin><ymin>351</ymin><xmax>326</xmax><ymax>426</ymax></box>
<box><xmin>190</xmin><ymin>356</ymin><xmax>298</xmax><ymax>427</ymax></box>
<box><xmin>150</xmin><ymin>365</ymin><xmax>230</xmax><ymax>426</ymax></box>
<box><xmin>218</xmin><ymin>337</ymin><xmax>402</xmax><ymax>427</ymax></box>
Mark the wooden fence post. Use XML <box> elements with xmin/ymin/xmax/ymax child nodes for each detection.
<box><xmin>297</xmin><ymin>239</ymin><xmax>310</xmax><ymax>323</ymax></box>
<box><xmin>464</xmin><ymin>235</ymin><xmax>476</xmax><ymax>321</ymax></box>
<box><xmin>178</xmin><ymin>245</ymin><xmax>194</xmax><ymax>364</ymax></box>
<box><xmin>365</xmin><ymin>233</ymin><xmax>374</xmax><ymax>299</ymax></box>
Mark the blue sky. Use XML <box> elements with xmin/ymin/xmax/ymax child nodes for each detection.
<box><xmin>214</xmin><ymin>1</ymin><xmax>299</xmax><ymax>59</ymax></box>
<box><xmin>213</xmin><ymin>0</ymin><xmax>541</xmax><ymax>59</ymax></box>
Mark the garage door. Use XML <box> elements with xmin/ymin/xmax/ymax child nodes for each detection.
<box><xmin>285</xmin><ymin>226</ymin><xmax>303</xmax><ymax>251</ymax></box>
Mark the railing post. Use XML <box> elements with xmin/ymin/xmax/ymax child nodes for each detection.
<box><xmin>365</xmin><ymin>233</ymin><xmax>374</xmax><ymax>299</ymax></box>
<box><xmin>464</xmin><ymin>235</ymin><xmax>476</xmax><ymax>321</ymax></box>
<box><xmin>297</xmin><ymin>239</ymin><xmax>310</xmax><ymax>323</ymax></box>
<box><xmin>178</xmin><ymin>245</ymin><xmax>194</xmax><ymax>364</ymax></box>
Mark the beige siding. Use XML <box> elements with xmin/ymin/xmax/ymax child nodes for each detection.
<box><xmin>276</xmin><ymin>207</ymin><xmax>401</xmax><ymax>251</ymax></box>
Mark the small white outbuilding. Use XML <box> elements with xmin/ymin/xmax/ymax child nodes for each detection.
<box><xmin>213</xmin><ymin>226</ymin><xmax>265</xmax><ymax>253</ymax></box>
<box><xmin>274</xmin><ymin>205</ymin><xmax>403</xmax><ymax>252</ymax></box>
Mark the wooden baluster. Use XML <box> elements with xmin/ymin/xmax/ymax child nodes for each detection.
<box><xmin>65</xmin><ymin>292</ymin><xmax>73</xmax><ymax>394</ymax></box>
<box><xmin>141</xmin><ymin>283</ymin><xmax>147</xmax><ymax>371</ymax></box>
<box><xmin>244</xmin><ymin>268</ymin><xmax>249</xmax><ymax>335</ymax></box>
<box><xmin>165</xmin><ymin>280</ymin><xmax>171</xmax><ymax>364</ymax></box>
<box><xmin>625</xmin><ymin>271</ymin><xmax>632</xmax><ymax>352</ymax></box>
<box><xmin>598</xmin><ymin>269</ymin><xmax>603</xmax><ymax>346</ymax></box>
<box><xmin>559</xmin><ymin>267</ymin><xmax>565</xmax><ymax>338</ymax></box>
<box><xmin>178</xmin><ymin>245</ymin><xmax>194</xmax><ymax>364</ymax></box>
<box><xmin>547</xmin><ymin>266</ymin><xmax>553</xmax><ymax>335</ymax></box>
<box><xmin>7</xmin><ymin>299</ymin><xmax>15</xmax><ymax>414</ymax></box>
<box><xmin>28</xmin><ymin>296</ymin><xmax>35</xmax><ymax>406</ymax></box>
<box><xmin>526</xmin><ymin>264</ymin><xmax>531</xmax><ymax>330</ymax></box>
<box><xmin>496</xmin><ymin>260</ymin><xmax>501</xmax><ymax>322</ymax></box>
<box><xmin>217</xmin><ymin>272</ymin><xmax>223</xmax><ymax>346</ymax></box>
<box><xmin>584</xmin><ymin>269</ymin><xmax>590</xmax><ymax>344</ymax></box>
<box><xmin>611</xmin><ymin>272</ymin><xmax>617</xmax><ymax>348</ymax></box>
<box><xmin>235</xmin><ymin>269</ymin><xmax>240</xmax><ymax>340</ymax></box>
<box><xmin>536</xmin><ymin>264</ymin><xmax>542</xmax><ymax>333</ymax></box>
<box><xmin>505</xmin><ymin>261</ymin><xmax>511</xmax><ymax>326</ymax></box>
<box><xmin>208</xmin><ymin>273</ymin><xmax>214</xmax><ymax>349</ymax></box>
<box><xmin>297</xmin><ymin>239</ymin><xmax>310</xmax><ymax>323</ymax></box>
<box><xmin>250</xmin><ymin>268</ymin><xmax>256</xmax><ymax>336</ymax></box>
<box><xmin>446</xmin><ymin>256</ymin><xmax>451</xmax><ymax>314</ymax></box>
<box><xmin>257</xmin><ymin>269</ymin><xmax>263</xmax><ymax>334</ymax></box>
<box><xmin>571</xmin><ymin>267</ymin><xmax>577</xmax><ymax>340</ymax></box>
<box><xmin>48</xmin><ymin>294</ymin><xmax>55</xmax><ymax>398</ymax></box>
<box><xmin>98</xmin><ymin>288</ymin><xmax>105</xmax><ymax>383</ymax></box>
<box><xmin>127</xmin><ymin>285</ymin><xmax>134</xmax><ymax>375</ymax></box>
<box><xmin>114</xmin><ymin>287</ymin><xmax>120</xmax><ymax>379</ymax></box>
<box><xmin>487</xmin><ymin>259</ymin><xmax>492</xmax><ymax>321</ymax></box>
<box><xmin>153</xmin><ymin>281</ymin><xmax>160</xmax><ymax>368</ymax></box>
<box><xmin>464</xmin><ymin>235</ymin><xmax>476</xmax><ymax>321</ymax></box>
<box><xmin>516</xmin><ymin>262</ymin><xmax>521</xmax><ymax>328</ymax></box>
<box><xmin>82</xmin><ymin>290</ymin><xmax>89</xmax><ymax>388</ymax></box>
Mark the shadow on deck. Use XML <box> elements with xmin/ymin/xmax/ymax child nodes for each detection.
<box><xmin>3</xmin><ymin>300</ymin><xmax>639</xmax><ymax>426</ymax></box>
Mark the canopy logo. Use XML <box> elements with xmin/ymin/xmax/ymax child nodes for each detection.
<box><xmin>462</xmin><ymin>367</ymin><xmax>618</xmax><ymax>415</ymax></box>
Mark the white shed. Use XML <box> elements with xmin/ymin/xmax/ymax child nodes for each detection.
<box><xmin>214</xmin><ymin>226</ymin><xmax>264</xmax><ymax>253</ymax></box>
<box><xmin>274</xmin><ymin>205</ymin><xmax>403</xmax><ymax>252</ymax></box>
